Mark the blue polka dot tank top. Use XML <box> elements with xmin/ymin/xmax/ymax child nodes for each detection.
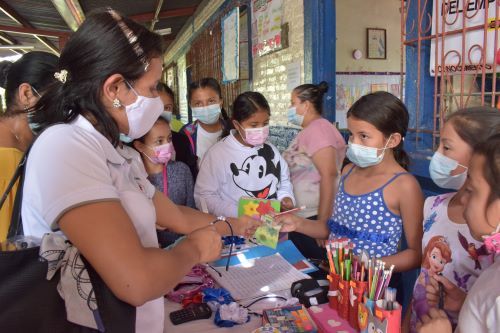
<box><xmin>327</xmin><ymin>166</ymin><xmax>407</xmax><ymax>257</ymax></box>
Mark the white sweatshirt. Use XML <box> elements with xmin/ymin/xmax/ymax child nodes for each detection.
<box><xmin>194</xmin><ymin>130</ymin><xmax>295</xmax><ymax>217</ymax></box>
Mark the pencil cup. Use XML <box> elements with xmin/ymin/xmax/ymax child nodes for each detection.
<box><xmin>348</xmin><ymin>280</ymin><xmax>368</xmax><ymax>330</ymax></box>
<box><xmin>373</xmin><ymin>300</ymin><xmax>402</xmax><ymax>333</ymax></box>
<box><xmin>327</xmin><ymin>272</ymin><xmax>340</xmax><ymax>310</ymax></box>
<box><xmin>337</xmin><ymin>279</ymin><xmax>350</xmax><ymax>319</ymax></box>
<box><xmin>358</xmin><ymin>297</ymin><xmax>375</xmax><ymax>333</ymax></box>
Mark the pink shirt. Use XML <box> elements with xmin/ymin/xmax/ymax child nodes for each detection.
<box><xmin>283</xmin><ymin>118</ymin><xmax>346</xmax><ymax>218</ymax></box>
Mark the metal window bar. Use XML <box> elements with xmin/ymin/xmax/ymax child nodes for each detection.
<box><xmin>401</xmin><ymin>0</ymin><xmax>500</xmax><ymax>149</ymax></box>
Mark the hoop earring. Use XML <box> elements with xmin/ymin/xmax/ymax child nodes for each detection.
<box><xmin>113</xmin><ymin>98</ymin><xmax>121</xmax><ymax>108</ymax></box>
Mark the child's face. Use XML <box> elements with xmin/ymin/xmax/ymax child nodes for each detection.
<box><xmin>462</xmin><ymin>154</ymin><xmax>500</xmax><ymax>241</ymax></box>
<box><xmin>143</xmin><ymin>120</ymin><xmax>172</xmax><ymax>148</ymax></box>
<box><xmin>190</xmin><ymin>87</ymin><xmax>222</xmax><ymax>108</ymax></box>
<box><xmin>159</xmin><ymin>91</ymin><xmax>174</xmax><ymax>114</ymax></box>
<box><xmin>429</xmin><ymin>247</ymin><xmax>446</xmax><ymax>272</ymax></box>
<box><xmin>235</xmin><ymin>108</ymin><xmax>270</xmax><ymax>129</ymax></box>
<box><xmin>347</xmin><ymin>117</ymin><xmax>392</xmax><ymax>150</ymax></box>
<box><xmin>437</xmin><ymin>122</ymin><xmax>472</xmax><ymax>176</ymax></box>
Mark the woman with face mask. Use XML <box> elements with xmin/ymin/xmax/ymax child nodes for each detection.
<box><xmin>283</xmin><ymin>81</ymin><xmax>346</xmax><ymax>260</ymax></box>
<box><xmin>404</xmin><ymin>107</ymin><xmax>500</xmax><ymax>333</ymax></box>
<box><xmin>178</xmin><ymin>78</ymin><xmax>231</xmax><ymax>178</ymax></box>
<box><xmin>0</xmin><ymin>51</ymin><xmax>58</xmax><ymax>242</ymax></box>
<box><xmin>133</xmin><ymin>114</ymin><xmax>195</xmax><ymax>247</ymax></box>
<box><xmin>19</xmin><ymin>10</ymin><xmax>260</xmax><ymax>332</ymax></box>
<box><xmin>195</xmin><ymin>91</ymin><xmax>295</xmax><ymax>217</ymax></box>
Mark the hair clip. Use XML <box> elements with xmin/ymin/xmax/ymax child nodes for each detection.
<box><xmin>54</xmin><ymin>69</ymin><xmax>68</xmax><ymax>84</ymax></box>
<box><xmin>107</xmin><ymin>8</ymin><xmax>149</xmax><ymax>72</ymax></box>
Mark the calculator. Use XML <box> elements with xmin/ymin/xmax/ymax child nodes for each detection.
<box><xmin>169</xmin><ymin>303</ymin><xmax>213</xmax><ymax>325</ymax></box>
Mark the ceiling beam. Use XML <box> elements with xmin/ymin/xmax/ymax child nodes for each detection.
<box><xmin>0</xmin><ymin>0</ymin><xmax>61</xmax><ymax>55</ymax></box>
<box><xmin>51</xmin><ymin>0</ymin><xmax>85</xmax><ymax>31</ymax></box>
<box><xmin>0</xmin><ymin>24</ymin><xmax>69</xmax><ymax>38</ymax></box>
<box><xmin>130</xmin><ymin>6</ymin><xmax>197</xmax><ymax>23</ymax></box>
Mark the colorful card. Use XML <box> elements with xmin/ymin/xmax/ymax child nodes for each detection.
<box><xmin>238</xmin><ymin>197</ymin><xmax>282</xmax><ymax>249</ymax></box>
<box><xmin>238</xmin><ymin>196</ymin><xmax>281</xmax><ymax>218</ymax></box>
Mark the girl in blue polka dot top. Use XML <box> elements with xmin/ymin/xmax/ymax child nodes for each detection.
<box><xmin>277</xmin><ymin>91</ymin><xmax>424</xmax><ymax>272</ymax></box>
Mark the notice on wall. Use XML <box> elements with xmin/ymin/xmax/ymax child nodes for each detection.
<box><xmin>222</xmin><ymin>7</ymin><xmax>239</xmax><ymax>83</ymax></box>
<box><xmin>430</xmin><ymin>0</ymin><xmax>500</xmax><ymax>76</ymax></box>
<box><xmin>251</xmin><ymin>0</ymin><xmax>283</xmax><ymax>56</ymax></box>
<box><xmin>286</xmin><ymin>62</ymin><xmax>301</xmax><ymax>91</ymax></box>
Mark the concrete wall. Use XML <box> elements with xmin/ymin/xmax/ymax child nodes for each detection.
<box><xmin>252</xmin><ymin>0</ymin><xmax>305</xmax><ymax>125</ymax></box>
<box><xmin>336</xmin><ymin>0</ymin><xmax>402</xmax><ymax>72</ymax></box>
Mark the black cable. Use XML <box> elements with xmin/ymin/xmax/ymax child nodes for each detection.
<box><xmin>242</xmin><ymin>295</ymin><xmax>287</xmax><ymax>309</ymax></box>
<box><xmin>211</xmin><ymin>218</ymin><xmax>233</xmax><ymax>271</ymax></box>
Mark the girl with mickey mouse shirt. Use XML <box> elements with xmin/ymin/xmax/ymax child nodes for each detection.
<box><xmin>194</xmin><ymin>91</ymin><xmax>295</xmax><ymax>217</ymax></box>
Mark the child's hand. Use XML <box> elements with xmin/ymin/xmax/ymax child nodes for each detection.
<box><xmin>274</xmin><ymin>213</ymin><xmax>302</xmax><ymax>232</ymax></box>
<box><xmin>416</xmin><ymin>308</ymin><xmax>452</xmax><ymax>333</ymax></box>
<box><xmin>280</xmin><ymin>197</ymin><xmax>294</xmax><ymax>211</ymax></box>
<box><xmin>426</xmin><ymin>273</ymin><xmax>466</xmax><ymax>312</ymax></box>
<box><xmin>229</xmin><ymin>216</ymin><xmax>262</xmax><ymax>239</ymax></box>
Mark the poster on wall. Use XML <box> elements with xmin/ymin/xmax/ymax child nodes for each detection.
<box><xmin>430</xmin><ymin>0</ymin><xmax>500</xmax><ymax>76</ymax></box>
<box><xmin>222</xmin><ymin>7</ymin><xmax>239</xmax><ymax>83</ymax></box>
<box><xmin>336</xmin><ymin>74</ymin><xmax>402</xmax><ymax>129</ymax></box>
<box><xmin>251</xmin><ymin>0</ymin><xmax>283</xmax><ymax>57</ymax></box>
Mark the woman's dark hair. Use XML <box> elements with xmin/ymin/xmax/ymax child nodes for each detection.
<box><xmin>31</xmin><ymin>9</ymin><xmax>164</xmax><ymax>146</ymax></box>
<box><xmin>232</xmin><ymin>91</ymin><xmax>270</xmax><ymax>122</ymax></box>
<box><xmin>473</xmin><ymin>133</ymin><xmax>500</xmax><ymax>203</ymax></box>
<box><xmin>188</xmin><ymin>77</ymin><xmax>229</xmax><ymax>120</ymax></box>
<box><xmin>157</xmin><ymin>82</ymin><xmax>179</xmax><ymax>116</ymax></box>
<box><xmin>0</xmin><ymin>51</ymin><xmax>58</xmax><ymax>115</ymax></box>
<box><xmin>445</xmin><ymin>107</ymin><xmax>500</xmax><ymax>148</ymax></box>
<box><xmin>347</xmin><ymin>91</ymin><xmax>410</xmax><ymax>170</ymax></box>
<box><xmin>293</xmin><ymin>81</ymin><xmax>329</xmax><ymax>114</ymax></box>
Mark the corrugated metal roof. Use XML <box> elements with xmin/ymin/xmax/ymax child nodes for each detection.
<box><xmin>0</xmin><ymin>0</ymin><xmax>203</xmax><ymax>57</ymax></box>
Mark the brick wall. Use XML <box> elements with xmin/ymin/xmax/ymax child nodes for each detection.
<box><xmin>252</xmin><ymin>0</ymin><xmax>304</xmax><ymax>125</ymax></box>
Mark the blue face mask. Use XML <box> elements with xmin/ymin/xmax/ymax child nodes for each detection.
<box><xmin>429</xmin><ymin>151</ymin><xmax>468</xmax><ymax>190</ymax></box>
<box><xmin>119</xmin><ymin>133</ymin><xmax>133</xmax><ymax>143</ymax></box>
<box><xmin>346</xmin><ymin>135</ymin><xmax>393</xmax><ymax>168</ymax></box>
<box><xmin>287</xmin><ymin>107</ymin><xmax>304</xmax><ymax>126</ymax></box>
<box><xmin>160</xmin><ymin>111</ymin><xmax>173</xmax><ymax>122</ymax></box>
<box><xmin>192</xmin><ymin>104</ymin><xmax>221</xmax><ymax>125</ymax></box>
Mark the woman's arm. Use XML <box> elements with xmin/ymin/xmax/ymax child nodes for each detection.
<box><xmin>59</xmin><ymin>201</ymin><xmax>221</xmax><ymax>306</ymax></box>
<box><xmin>312</xmin><ymin>146</ymin><xmax>339</xmax><ymax>224</ymax></box>
<box><xmin>381</xmin><ymin>176</ymin><xmax>424</xmax><ymax>272</ymax></box>
<box><xmin>154</xmin><ymin>192</ymin><xmax>260</xmax><ymax>238</ymax></box>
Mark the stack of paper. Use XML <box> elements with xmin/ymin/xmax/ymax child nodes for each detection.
<box><xmin>209</xmin><ymin>253</ymin><xmax>310</xmax><ymax>301</ymax></box>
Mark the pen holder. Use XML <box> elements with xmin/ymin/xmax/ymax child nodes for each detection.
<box><xmin>337</xmin><ymin>279</ymin><xmax>350</xmax><ymax>320</ymax></box>
<box><xmin>358</xmin><ymin>297</ymin><xmax>375</xmax><ymax>333</ymax></box>
<box><xmin>327</xmin><ymin>272</ymin><xmax>340</xmax><ymax>310</ymax></box>
<box><xmin>348</xmin><ymin>280</ymin><xmax>368</xmax><ymax>330</ymax></box>
<box><xmin>373</xmin><ymin>300</ymin><xmax>401</xmax><ymax>333</ymax></box>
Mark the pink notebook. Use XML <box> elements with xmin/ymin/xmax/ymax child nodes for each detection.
<box><xmin>307</xmin><ymin>304</ymin><xmax>356</xmax><ymax>333</ymax></box>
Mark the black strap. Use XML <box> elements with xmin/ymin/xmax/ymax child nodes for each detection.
<box><xmin>8</xmin><ymin>155</ymin><xmax>26</xmax><ymax>238</ymax></box>
<box><xmin>0</xmin><ymin>147</ymin><xmax>31</xmax><ymax>239</ymax></box>
<box><xmin>0</xmin><ymin>153</ymin><xmax>26</xmax><ymax>210</ymax></box>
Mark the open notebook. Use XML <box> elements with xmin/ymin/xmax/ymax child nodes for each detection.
<box><xmin>209</xmin><ymin>253</ymin><xmax>310</xmax><ymax>301</ymax></box>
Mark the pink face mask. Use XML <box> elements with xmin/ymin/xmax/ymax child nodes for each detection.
<box><xmin>241</xmin><ymin>125</ymin><xmax>270</xmax><ymax>146</ymax></box>
<box><xmin>144</xmin><ymin>142</ymin><xmax>175</xmax><ymax>164</ymax></box>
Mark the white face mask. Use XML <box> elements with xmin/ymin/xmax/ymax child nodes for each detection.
<box><xmin>124</xmin><ymin>82</ymin><xmax>164</xmax><ymax>139</ymax></box>
<box><xmin>346</xmin><ymin>135</ymin><xmax>393</xmax><ymax>168</ymax></box>
<box><xmin>429</xmin><ymin>151</ymin><xmax>468</xmax><ymax>190</ymax></box>
<box><xmin>191</xmin><ymin>104</ymin><xmax>221</xmax><ymax>125</ymax></box>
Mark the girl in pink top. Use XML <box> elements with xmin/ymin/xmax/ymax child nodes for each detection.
<box><xmin>283</xmin><ymin>81</ymin><xmax>346</xmax><ymax>259</ymax></box>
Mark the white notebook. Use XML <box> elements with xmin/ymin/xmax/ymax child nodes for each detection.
<box><xmin>209</xmin><ymin>253</ymin><xmax>310</xmax><ymax>301</ymax></box>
